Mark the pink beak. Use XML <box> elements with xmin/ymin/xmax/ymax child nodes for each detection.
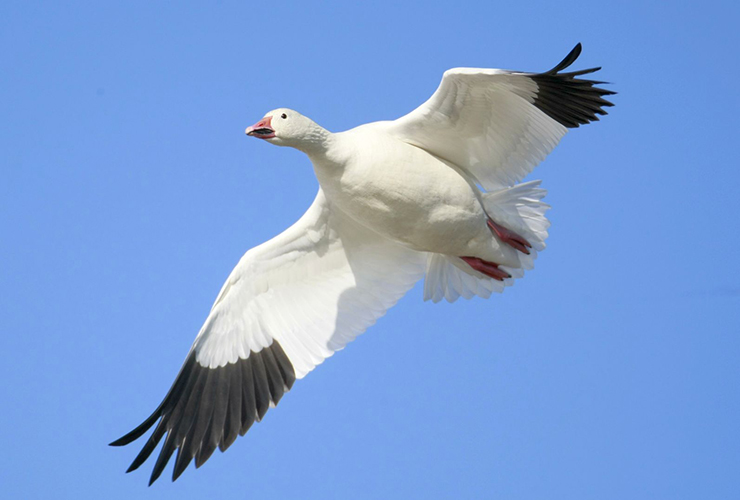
<box><xmin>245</xmin><ymin>116</ymin><xmax>276</xmax><ymax>139</ymax></box>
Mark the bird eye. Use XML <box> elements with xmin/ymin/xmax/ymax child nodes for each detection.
<box><xmin>281</xmin><ymin>113</ymin><xmax>287</xmax><ymax>119</ymax></box>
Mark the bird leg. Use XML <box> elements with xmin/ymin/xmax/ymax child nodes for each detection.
<box><xmin>487</xmin><ymin>218</ymin><xmax>532</xmax><ymax>255</ymax></box>
<box><xmin>460</xmin><ymin>256</ymin><xmax>511</xmax><ymax>281</ymax></box>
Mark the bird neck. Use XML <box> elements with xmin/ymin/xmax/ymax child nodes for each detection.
<box><xmin>294</xmin><ymin>124</ymin><xmax>333</xmax><ymax>156</ymax></box>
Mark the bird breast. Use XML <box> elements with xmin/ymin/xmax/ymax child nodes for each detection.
<box><xmin>311</xmin><ymin>127</ymin><xmax>488</xmax><ymax>254</ymax></box>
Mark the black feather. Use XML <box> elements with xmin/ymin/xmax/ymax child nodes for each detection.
<box><xmin>271</xmin><ymin>341</ymin><xmax>296</xmax><ymax>390</ymax></box>
<box><xmin>250</xmin><ymin>351</ymin><xmax>271</xmax><ymax>422</ymax></box>
<box><xmin>110</xmin><ymin>341</ymin><xmax>295</xmax><ymax>485</ymax></box>
<box><xmin>261</xmin><ymin>345</ymin><xmax>286</xmax><ymax>404</ymax></box>
<box><xmin>148</xmin><ymin>430</ymin><xmax>177</xmax><ymax>486</ymax></box>
<box><xmin>240</xmin><ymin>355</ymin><xmax>257</xmax><ymax>436</ymax></box>
<box><xmin>219</xmin><ymin>365</ymin><xmax>242</xmax><ymax>453</ymax></box>
<box><xmin>196</xmin><ymin>368</ymin><xmax>230</xmax><ymax>467</ymax></box>
<box><xmin>529</xmin><ymin>43</ymin><xmax>615</xmax><ymax>128</ymax></box>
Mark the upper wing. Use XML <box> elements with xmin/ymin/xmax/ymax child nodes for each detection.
<box><xmin>110</xmin><ymin>189</ymin><xmax>427</xmax><ymax>484</ymax></box>
<box><xmin>382</xmin><ymin>43</ymin><xmax>615</xmax><ymax>190</ymax></box>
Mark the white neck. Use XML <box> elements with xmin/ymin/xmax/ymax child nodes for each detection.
<box><xmin>294</xmin><ymin>124</ymin><xmax>333</xmax><ymax>156</ymax></box>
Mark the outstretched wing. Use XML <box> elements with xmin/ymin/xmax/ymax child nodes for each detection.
<box><xmin>383</xmin><ymin>43</ymin><xmax>615</xmax><ymax>190</ymax></box>
<box><xmin>110</xmin><ymin>190</ymin><xmax>427</xmax><ymax>484</ymax></box>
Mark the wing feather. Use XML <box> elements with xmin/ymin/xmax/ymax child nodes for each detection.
<box><xmin>383</xmin><ymin>43</ymin><xmax>614</xmax><ymax>190</ymax></box>
<box><xmin>111</xmin><ymin>189</ymin><xmax>426</xmax><ymax>483</ymax></box>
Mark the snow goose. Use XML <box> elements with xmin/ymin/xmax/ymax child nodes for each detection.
<box><xmin>111</xmin><ymin>43</ymin><xmax>614</xmax><ymax>484</ymax></box>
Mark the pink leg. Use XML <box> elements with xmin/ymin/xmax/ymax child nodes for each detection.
<box><xmin>487</xmin><ymin>218</ymin><xmax>532</xmax><ymax>255</ymax></box>
<box><xmin>460</xmin><ymin>256</ymin><xmax>511</xmax><ymax>281</ymax></box>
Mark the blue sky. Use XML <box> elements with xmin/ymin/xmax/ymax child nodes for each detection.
<box><xmin>2</xmin><ymin>1</ymin><xmax>739</xmax><ymax>498</ymax></box>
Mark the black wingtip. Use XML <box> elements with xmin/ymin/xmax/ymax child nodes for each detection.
<box><xmin>109</xmin><ymin>412</ymin><xmax>160</xmax><ymax>447</ymax></box>
<box><xmin>112</xmin><ymin>341</ymin><xmax>296</xmax><ymax>485</ymax></box>
<box><xmin>110</xmin><ymin>351</ymin><xmax>200</xmax><ymax>449</ymax></box>
<box><xmin>169</xmin><ymin>432</ymin><xmax>196</xmax><ymax>480</ymax></box>
<box><xmin>545</xmin><ymin>43</ymin><xmax>582</xmax><ymax>74</ymax></box>
<box><xmin>530</xmin><ymin>43</ymin><xmax>615</xmax><ymax>128</ymax></box>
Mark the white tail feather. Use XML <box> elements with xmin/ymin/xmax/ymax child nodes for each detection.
<box><xmin>483</xmin><ymin>180</ymin><xmax>550</xmax><ymax>252</ymax></box>
<box><xmin>423</xmin><ymin>180</ymin><xmax>550</xmax><ymax>303</ymax></box>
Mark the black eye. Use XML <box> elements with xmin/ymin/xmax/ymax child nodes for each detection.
<box><xmin>281</xmin><ymin>113</ymin><xmax>287</xmax><ymax>119</ymax></box>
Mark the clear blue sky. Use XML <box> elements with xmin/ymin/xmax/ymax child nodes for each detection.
<box><xmin>2</xmin><ymin>1</ymin><xmax>739</xmax><ymax>498</ymax></box>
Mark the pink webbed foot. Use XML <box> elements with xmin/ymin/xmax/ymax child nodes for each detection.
<box><xmin>487</xmin><ymin>218</ymin><xmax>532</xmax><ymax>255</ymax></box>
<box><xmin>460</xmin><ymin>256</ymin><xmax>512</xmax><ymax>281</ymax></box>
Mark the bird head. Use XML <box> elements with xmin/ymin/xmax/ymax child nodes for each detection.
<box><xmin>245</xmin><ymin>108</ymin><xmax>326</xmax><ymax>151</ymax></box>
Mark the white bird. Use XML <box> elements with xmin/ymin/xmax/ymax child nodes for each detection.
<box><xmin>111</xmin><ymin>43</ymin><xmax>614</xmax><ymax>484</ymax></box>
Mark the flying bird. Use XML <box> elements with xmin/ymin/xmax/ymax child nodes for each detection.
<box><xmin>111</xmin><ymin>43</ymin><xmax>614</xmax><ymax>484</ymax></box>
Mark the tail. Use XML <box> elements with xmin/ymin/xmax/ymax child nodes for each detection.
<box><xmin>423</xmin><ymin>180</ymin><xmax>551</xmax><ymax>303</ymax></box>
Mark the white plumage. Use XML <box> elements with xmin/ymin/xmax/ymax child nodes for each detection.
<box><xmin>198</xmin><ymin>190</ymin><xmax>427</xmax><ymax>377</ymax></box>
<box><xmin>111</xmin><ymin>43</ymin><xmax>614</xmax><ymax>484</ymax></box>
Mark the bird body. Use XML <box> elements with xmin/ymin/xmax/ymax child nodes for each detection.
<box><xmin>309</xmin><ymin>123</ymin><xmax>508</xmax><ymax>264</ymax></box>
<box><xmin>111</xmin><ymin>44</ymin><xmax>614</xmax><ymax>485</ymax></box>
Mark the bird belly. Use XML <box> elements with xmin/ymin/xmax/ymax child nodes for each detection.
<box><xmin>313</xmin><ymin>133</ymin><xmax>516</xmax><ymax>265</ymax></box>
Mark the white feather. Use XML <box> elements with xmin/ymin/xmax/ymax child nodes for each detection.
<box><xmin>384</xmin><ymin>68</ymin><xmax>567</xmax><ymax>190</ymax></box>
<box><xmin>193</xmin><ymin>190</ymin><xmax>426</xmax><ymax>378</ymax></box>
